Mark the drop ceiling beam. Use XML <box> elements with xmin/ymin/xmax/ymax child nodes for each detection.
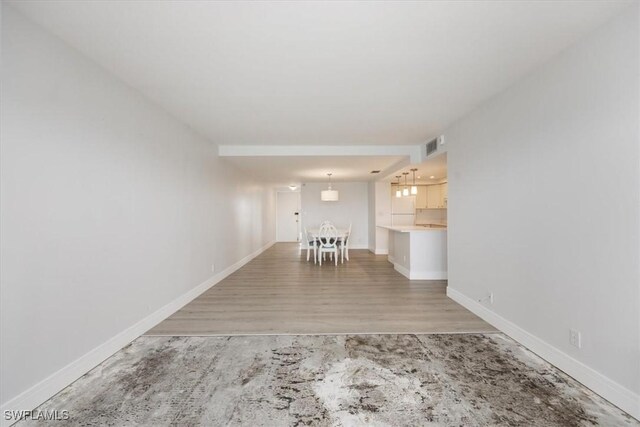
<box><xmin>218</xmin><ymin>145</ymin><xmax>422</xmax><ymax>163</ymax></box>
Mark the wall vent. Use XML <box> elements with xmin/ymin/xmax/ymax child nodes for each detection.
<box><xmin>426</xmin><ymin>138</ymin><xmax>438</xmax><ymax>156</ymax></box>
<box><xmin>426</xmin><ymin>135</ymin><xmax>445</xmax><ymax>157</ymax></box>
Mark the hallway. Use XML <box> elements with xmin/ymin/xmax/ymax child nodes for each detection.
<box><xmin>147</xmin><ymin>243</ymin><xmax>495</xmax><ymax>335</ymax></box>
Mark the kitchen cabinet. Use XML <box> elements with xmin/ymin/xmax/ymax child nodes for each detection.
<box><xmin>415</xmin><ymin>183</ymin><xmax>448</xmax><ymax>209</ymax></box>
<box><xmin>413</xmin><ymin>183</ymin><xmax>448</xmax><ymax>210</ymax></box>
<box><xmin>415</xmin><ymin>186</ymin><xmax>428</xmax><ymax>209</ymax></box>
<box><xmin>427</xmin><ymin>185</ymin><xmax>441</xmax><ymax>208</ymax></box>
<box><xmin>381</xmin><ymin>225</ymin><xmax>448</xmax><ymax>280</ymax></box>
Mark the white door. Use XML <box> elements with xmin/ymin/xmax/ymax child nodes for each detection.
<box><xmin>276</xmin><ymin>192</ymin><xmax>301</xmax><ymax>242</ymax></box>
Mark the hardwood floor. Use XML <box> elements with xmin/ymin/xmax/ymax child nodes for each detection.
<box><xmin>146</xmin><ymin>243</ymin><xmax>496</xmax><ymax>335</ymax></box>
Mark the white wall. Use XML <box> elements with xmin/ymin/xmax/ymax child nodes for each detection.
<box><xmin>300</xmin><ymin>182</ymin><xmax>368</xmax><ymax>248</ymax></box>
<box><xmin>373</xmin><ymin>182</ymin><xmax>392</xmax><ymax>254</ymax></box>
<box><xmin>367</xmin><ymin>181</ymin><xmax>376</xmax><ymax>251</ymax></box>
<box><xmin>446</xmin><ymin>5</ymin><xmax>639</xmax><ymax>416</ymax></box>
<box><xmin>0</xmin><ymin>6</ymin><xmax>275</xmax><ymax>409</ymax></box>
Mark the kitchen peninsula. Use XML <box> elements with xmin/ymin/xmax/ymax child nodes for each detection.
<box><xmin>379</xmin><ymin>225</ymin><xmax>447</xmax><ymax>280</ymax></box>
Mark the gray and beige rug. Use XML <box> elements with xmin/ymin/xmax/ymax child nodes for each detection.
<box><xmin>18</xmin><ymin>334</ymin><xmax>637</xmax><ymax>426</ymax></box>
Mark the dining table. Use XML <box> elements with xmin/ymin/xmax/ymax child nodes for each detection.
<box><xmin>307</xmin><ymin>228</ymin><xmax>349</xmax><ymax>240</ymax></box>
<box><xmin>307</xmin><ymin>228</ymin><xmax>350</xmax><ymax>263</ymax></box>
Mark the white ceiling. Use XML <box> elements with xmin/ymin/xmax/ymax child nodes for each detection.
<box><xmin>222</xmin><ymin>155</ymin><xmax>404</xmax><ymax>187</ymax></box>
<box><xmin>9</xmin><ymin>0</ymin><xmax>632</xmax><ymax>146</ymax></box>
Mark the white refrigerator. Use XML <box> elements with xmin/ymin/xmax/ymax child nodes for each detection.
<box><xmin>391</xmin><ymin>195</ymin><xmax>415</xmax><ymax>226</ymax></box>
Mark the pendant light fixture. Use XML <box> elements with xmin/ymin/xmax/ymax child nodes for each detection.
<box><xmin>410</xmin><ymin>168</ymin><xmax>418</xmax><ymax>195</ymax></box>
<box><xmin>394</xmin><ymin>176</ymin><xmax>402</xmax><ymax>198</ymax></box>
<box><xmin>402</xmin><ymin>172</ymin><xmax>410</xmax><ymax>196</ymax></box>
<box><xmin>320</xmin><ymin>173</ymin><xmax>339</xmax><ymax>201</ymax></box>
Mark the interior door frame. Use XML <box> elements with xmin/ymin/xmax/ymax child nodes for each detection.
<box><xmin>275</xmin><ymin>190</ymin><xmax>301</xmax><ymax>242</ymax></box>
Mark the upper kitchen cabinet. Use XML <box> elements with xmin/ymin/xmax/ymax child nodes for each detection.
<box><xmin>440</xmin><ymin>183</ymin><xmax>448</xmax><ymax>208</ymax></box>
<box><xmin>427</xmin><ymin>184</ymin><xmax>441</xmax><ymax>208</ymax></box>
<box><xmin>416</xmin><ymin>186</ymin><xmax>428</xmax><ymax>209</ymax></box>
<box><xmin>417</xmin><ymin>183</ymin><xmax>448</xmax><ymax>209</ymax></box>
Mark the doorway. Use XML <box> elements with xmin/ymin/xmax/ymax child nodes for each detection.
<box><xmin>276</xmin><ymin>191</ymin><xmax>301</xmax><ymax>242</ymax></box>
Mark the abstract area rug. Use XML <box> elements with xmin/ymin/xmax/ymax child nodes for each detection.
<box><xmin>19</xmin><ymin>334</ymin><xmax>636</xmax><ymax>426</ymax></box>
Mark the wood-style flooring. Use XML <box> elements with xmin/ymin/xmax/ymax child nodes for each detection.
<box><xmin>146</xmin><ymin>243</ymin><xmax>496</xmax><ymax>335</ymax></box>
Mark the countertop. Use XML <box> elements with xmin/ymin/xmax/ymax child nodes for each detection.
<box><xmin>416</xmin><ymin>222</ymin><xmax>447</xmax><ymax>227</ymax></box>
<box><xmin>377</xmin><ymin>225</ymin><xmax>447</xmax><ymax>233</ymax></box>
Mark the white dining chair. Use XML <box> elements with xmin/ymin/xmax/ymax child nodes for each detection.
<box><xmin>303</xmin><ymin>227</ymin><xmax>317</xmax><ymax>264</ymax></box>
<box><xmin>319</xmin><ymin>220</ymin><xmax>334</xmax><ymax>261</ymax></box>
<box><xmin>340</xmin><ymin>223</ymin><xmax>352</xmax><ymax>263</ymax></box>
<box><xmin>318</xmin><ymin>220</ymin><xmax>338</xmax><ymax>262</ymax></box>
<box><xmin>317</xmin><ymin>223</ymin><xmax>339</xmax><ymax>266</ymax></box>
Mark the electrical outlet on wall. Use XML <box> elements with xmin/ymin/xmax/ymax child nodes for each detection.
<box><xmin>570</xmin><ymin>329</ymin><xmax>582</xmax><ymax>349</ymax></box>
<box><xmin>211</xmin><ymin>263</ymin><xmax>215</xmax><ymax>273</ymax></box>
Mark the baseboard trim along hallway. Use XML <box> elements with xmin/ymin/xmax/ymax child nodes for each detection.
<box><xmin>446</xmin><ymin>287</ymin><xmax>640</xmax><ymax>421</ymax></box>
<box><xmin>0</xmin><ymin>241</ymin><xmax>276</xmax><ymax>427</ymax></box>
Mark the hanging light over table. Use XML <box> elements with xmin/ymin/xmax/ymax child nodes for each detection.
<box><xmin>410</xmin><ymin>168</ymin><xmax>418</xmax><ymax>195</ymax></box>
<box><xmin>394</xmin><ymin>176</ymin><xmax>402</xmax><ymax>198</ymax></box>
<box><xmin>402</xmin><ymin>172</ymin><xmax>409</xmax><ymax>196</ymax></box>
<box><xmin>321</xmin><ymin>173</ymin><xmax>339</xmax><ymax>201</ymax></box>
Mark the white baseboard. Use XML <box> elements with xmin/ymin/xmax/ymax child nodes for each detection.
<box><xmin>348</xmin><ymin>244</ymin><xmax>369</xmax><ymax>250</ymax></box>
<box><xmin>393</xmin><ymin>263</ymin><xmax>411</xmax><ymax>278</ymax></box>
<box><xmin>447</xmin><ymin>287</ymin><xmax>640</xmax><ymax>421</ymax></box>
<box><xmin>409</xmin><ymin>270</ymin><xmax>448</xmax><ymax>280</ymax></box>
<box><xmin>371</xmin><ymin>248</ymin><xmax>388</xmax><ymax>255</ymax></box>
<box><xmin>393</xmin><ymin>263</ymin><xmax>447</xmax><ymax>280</ymax></box>
<box><xmin>0</xmin><ymin>241</ymin><xmax>276</xmax><ymax>427</ymax></box>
